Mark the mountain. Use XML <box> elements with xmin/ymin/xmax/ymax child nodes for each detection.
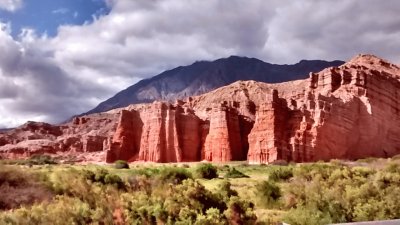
<box><xmin>2</xmin><ymin>54</ymin><xmax>400</xmax><ymax>164</ymax></box>
<box><xmin>86</xmin><ymin>56</ymin><xmax>344</xmax><ymax>114</ymax></box>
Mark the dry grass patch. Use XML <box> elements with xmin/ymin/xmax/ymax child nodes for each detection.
<box><xmin>0</xmin><ymin>165</ymin><xmax>53</xmax><ymax>210</ymax></box>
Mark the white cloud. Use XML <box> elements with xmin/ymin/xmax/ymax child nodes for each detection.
<box><xmin>0</xmin><ymin>22</ymin><xmax>110</xmax><ymax>128</ymax></box>
<box><xmin>261</xmin><ymin>0</ymin><xmax>400</xmax><ymax>63</ymax></box>
<box><xmin>52</xmin><ymin>8</ymin><xmax>69</xmax><ymax>14</ymax></box>
<box><xmin>0</xmin><ymin>0</ymin><xmax>23</xmax><ymax>12</ymax></box>
<box><xmin>0</xmin><ymin>0</ymin><xmax>400</xmax><ymax>128</ymax></box>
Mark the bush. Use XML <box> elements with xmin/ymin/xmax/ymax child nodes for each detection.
<box><xmin>268</xmin><ymin>166</ymin><xmax>293</xmax><ymax>181</ymax></box>
<box><xmin>224</xmin><ymin>167</ymin><xmax>249</xmax><ymax>178</ymax></box>
<box><xmin>81</xmin><ymin>169</ymin><xmax>125</xmax><ymax>189</ymax></box>
<box><xmin>255</xmin><ymin>181</ymin><xmax>281</xmax><ymax>208</ymax></box>
<box><xmin>194</xmin><ymin>163</ymin><xmax>218</xmax><ymax>179</ymax></box>
<box><xmin>384</xmin><ymin>162</ymin><xmax>400</xmax><ymax>173</ymax></box>
<box><xmin>0</xmin><ymin>155</ymin><xmax>58</xmax><ymax>166</ymax></box>
<box><xmin>0</xmin><ymin>165</ymin><xmax>53</xmax><ymax>210</ymax></box>
<box><xmin>0</xmin><ymin>195</ymin><xmax>116</xmax><ymax>225</ymax></box>
<box><xmin>114</xmin><ymin>160</ymin><xmax>129</xmax><ymax>169</ymax></box>
<box><xmin>28</xmin><ymin>154</ymin><xmax>58</xmax><ymax>165</ymax></box>
<box><xmin>130</xmin><ymin>167</ymin><xmax>161</xmax><ymax>178</ymax></box>
<box><xmin>283</xmin><ymin>206</ymin><xmax>333</xmax><ymax>225</ymax></box>
<box><xmin>158</xmin><ymin>167</ymin><xmax>193</xmax><ymax>184</ymax></box>
<box><xmin>122</xmin><ymin>180</ymin><xmax>222</xmax><ymax>223</ymax></box>
<box><xmin>0</xmin><ymin>165</ymin><xmax>258</xmax><ymax>225</ymax></box>
<box><xmin>293</xmin><ymin>163</ymin><xmax>338</xmax><ymax>181</ymax></box>
<box><xmin>217</xmin><ymin>180</ymin><xmax>238</xmax><ymax>200</ymax></box>
<box><xmin>225</xmin><ymin>196</ymin><xmax>257</xmax><ymax>225</ymax></box>
<box><xmin>121</xmin><ymin>179</ymin><xmax>256</xmax><ymax>224</ymax></box>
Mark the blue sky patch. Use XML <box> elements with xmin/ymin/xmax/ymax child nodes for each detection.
<box><xmin>0</xmin><ymin>0</ymin><xmax>111</xmax><ymax>37</ymax></box>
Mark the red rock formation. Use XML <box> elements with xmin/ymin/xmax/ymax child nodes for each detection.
<box><xmin>1</xmin><ymin>54</ymin><xmax>400</xmax><ymax>164</ymax></box>
<box><xmin>106</xmin><ymin>110</ymin><xmax>142</xmax><ymax>162</ymax></box>
<box><xmin>247</xmin><ymin>90</ymin><xmax>289</xmax><ymax>164</ymax></box>
<box><xmin>137</xmin><ymin>102</ymin><xmax>201</xmax><ymax>162</ymax></box>
<box><xmin>0</xmin><ymin>113</ymin><xmax>118</xmax><ymax>161</ymax></box>
<box><xmin>248</xmin><ymin>54</ymin><xmax>400</xmax><ymax>164</ymax></box>
<box><xmin>203</xmin><ymin>102</ymin><xmax>243</xmax><ymax>162</ymax></box>
<box><xmin>0</xmin><ymin>137</ymin><xmax>8</xmax><ymax>147</ymax></box>
<box><xmin>138</xmin><ymin>102</ymin><xmax>179</xmax><ymax>162</ymax></box>
<box><xmin>177</xmin><ymin>107</ymin><xmax>201</xmax><ymax>161</ymax></box>
<box><xmin>83</xmin><ymin>136</ymin><xmax>107</xmax><ymax>152</ymax></box>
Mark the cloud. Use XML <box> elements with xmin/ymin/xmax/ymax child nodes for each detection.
<box><xmin>0</xmin><ymin>0</ymin><xmax>23</xmax><ymax>12</ymax></box>
<box><xmin>0</xmin><ymin>25</ymin><xmax>110</xmax><ymax>127</ymax></box>
<box><xmin>0</xmin><ymin>0</ymin><xmax>400</xmax><ymax>128</ymax></box>
<box><xmin>261</xmin><ymin>0</ymin><xmax>400</xmax><ymax>63</ymax></box>
<box><xmin>51</xmin><ymin>0</ymin><xmax>278</xmax><ymax>80</ymax></box>
<box><xmin>52</xmin><ymin>8</ymin><xmax>69</xmax><ymax>15</ymax></box>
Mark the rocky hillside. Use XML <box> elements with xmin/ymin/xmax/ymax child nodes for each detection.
<box><xmin>1</xmin><ymin>54</ymin><xmax>399</xmax><ymax>164</ymax></box>
<box><xmin>86</xmin><ymin>56</ymin><xmax>344</xmax><ymax>114</ymax></box>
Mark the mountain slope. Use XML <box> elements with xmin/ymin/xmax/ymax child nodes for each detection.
<box><xmin>2</xmin><ymin>54</ymin><xmax>400</xmax><ymax>164</ymax></box>
<box><xmin>87</xmin><ymin>56</ymin><xmax>344</xmax><ymax>114</ymax></box>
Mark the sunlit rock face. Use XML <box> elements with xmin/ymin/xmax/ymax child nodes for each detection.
<box><xmin>1</xmin><ymin>54</ymin><xmax>400</xmax><ymax>164</ymax></box>
<box><xmin>248</xmin><ymin>54</ymin><xmax>400</xmax><ymax>164</ymax></box>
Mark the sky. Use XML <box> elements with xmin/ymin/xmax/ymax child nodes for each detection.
<box><xmin>0</xmin><ymin>0</ymin><xmax>399</xmax><ymax>128</ymax></box>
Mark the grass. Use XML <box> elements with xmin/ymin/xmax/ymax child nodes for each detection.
<box><xmin>0</xmin><ymin>160</ymin><xmax>305</xmax><ymax>223</ymax></box>
<box><xmin>2</xmin><ymin>157</ymin><xmax>400</xmax><ymax>224</ymax></box>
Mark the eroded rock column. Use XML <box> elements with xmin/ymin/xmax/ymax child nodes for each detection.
<box><xmin>247</xmin><ymin>90</ymin><xmax>289</xmax><ymax>164</ymax></box>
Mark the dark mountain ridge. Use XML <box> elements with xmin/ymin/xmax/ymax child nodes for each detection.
<box><xmin>86</xmin><ymin>56</ymin><xmax>344</xmax><ymax>114</ymax></box>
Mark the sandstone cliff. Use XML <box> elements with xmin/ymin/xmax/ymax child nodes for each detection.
<box><xmin>247</xmin><ymin>54</ymin><xmax>400</xmax><ymax>163</ymax></box>
<box><xmin>0</xmin><ymin>114</ymin><xmax>118</xmax><ymax>162</ymax></box>
<box><xmin>1</xmin><ymin>54</ymin><xmax>399</xmax><ymax>164</ymax></box>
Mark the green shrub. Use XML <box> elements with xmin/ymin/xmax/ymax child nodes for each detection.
<box><xmin>104</xmin><ymin>173</ymin><xmax>124</xmax><ymax>189</ymax></box>
<box><xmin>158</xmin><ymin>167</ymin><xmax>192</xmax><ymax>184</ymax></box>
<box><xmin>194</xmin><ymin>163</ymin><xmax>218</xmax><ymax>179</ymax></box>
<box><xmin>351</xmin><ymin>166</ymin><xmax>376</xmax><ymax>179</ymax></box>
<box><xmin>223</xmin><ymin>167</ymin><xmax>249</xmax><ymax>178</ymax></box>
<box><xmin>114</xmin><ymin>160</ymin><xmax>129</xmax><ymax>169</ymax></box>
<box><xmin>121</xmin><ymin>178</ymin><xmax>258</xmax><ymax>224</ymax></box>
<box><xmin>0</xmin><ymin>164</ymin><xmax>259</xmax><ymax>225</ymax></box>
<box><xmin>132</xmin><ymin>167</ymin><xmax>161</xmax><ymax>177</ymax></box>
<box><xmin>224</xmin><ymin>196</ymin><xmax>257</xmax><ymax>225</ymax></box>
<box><xmin>217</xmin><ymin>180</ymin><xmax>238</xmax><ymax>200</ymax></box>
<box><xmin>293</xmin><ymin>163</ymin><xmax>338</xmax><ymax>181</ymax></box>
<box><xmin>126</xmin><ymin>174</ymin><xmax>154</xmax><ymax>194</ymax></box>
<box><xmin>123</xmin><ymin>180</ymin><xmax>228</xmax><ymax>224</ymax></box>
<box><xmin>81</xmin><ymin>169</ymin><xmax>125</xmax><ymax>189</ymax></box>
<box><xmin>28</xmin><ymin>154</ymin><xmax>58</xmax><ymax>165</ymax></box>
<box><xmin>281</xmin><ymin>161</ymin><xmax>400</xmax><ymax>224</ymax></box>
<box><xmin>283</xmin><ymin>206</ymin><xmax>333</xmax><ymax>225</ymax></box>
<box><xmin>0</xmin><ymin>195</ymin><xmax>116</xmax><ymax>225</ymax></box>
<box><xmin>268</xmin><ymin>166</ymin><xmax>293</xmax><ymax>181</ymax></box>
<box><xmin>194</xmin><ymin>208</ymin><xmax>225</xmax><ymax>225</ymax></box>
<box><xmin>256</xmin><ymin>181</ymin><xmax>281</xmax><ymax>208</ymax></box>
<box><xmin>384</xmin><ymin>162</ymin><xmax>400</xmax><ymax>173</ymax></box>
